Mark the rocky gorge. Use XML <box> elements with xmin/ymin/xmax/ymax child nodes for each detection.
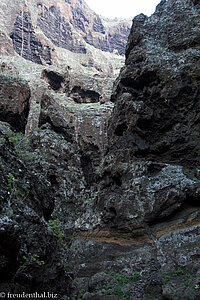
<box><xmin>0</xmin><ymin>0</ymin><xmax>200</xmax><ymax>299</ymax></box>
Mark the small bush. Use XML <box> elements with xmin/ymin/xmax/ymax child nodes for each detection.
<box><xmin>173</xmin><ymin>267</ymin><xmax>184</xmax><ymax>277</ymax></box>
<box><xmin>48</xmin><ymin>219</ymin><xmax>63</xmax><ymax>243</ymax></box>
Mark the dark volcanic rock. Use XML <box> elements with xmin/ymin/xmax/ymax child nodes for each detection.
<box><xmin>42</xmin><ymin>70</ymin><xmax>66</xmax><ymax>92</ymax></box>
<box><xmin>111</xmin><ymin>2</ymin><xmax>200</xmax><ymax>166</ymax></box>
<box><xmin>1</xmin><ymin>1</ymin><xmax>200</xmax><ymax>300</ymax></box>
<box><xmin>70</xmin><ymin>86</ymin><xmax>100</xmax><ymax>103</ymax></box>
<box><xmin>39</xmin><ymin>92</ymin><xmax>73</xmax><ymax>140</ymax></box>
<box><xmin>67</xmin><ymin>2</ymin><xmax>200</xmax><ymax>299</ymax></box>
<box><xmin>97</xmin><ymin>0</ymin><xmax>200</xmax><ymax>232</ymax></box>
<box><xmin>0</xmin><ymin>75</ymin><xmax>87</xmax><ymax>298</ymax></box>
<box><xmin>11</xmin><ymin>11</ymin><xmax>52</xmax><ymax>65</ymax></box>
<box><xmin>0</xmin><ymin>121</ymin><xmax>72</xmax><ymax>297</ymax></box>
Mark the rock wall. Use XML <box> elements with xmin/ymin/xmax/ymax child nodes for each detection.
<box><xmin>11</xmin><ymin>10</ymin><xmax>52</xmax><ymax>65</ymax></box>
<box><xmin>0</xmin><ymin>74</ymin><xmax>30</xmax><ymax>132</ymax></box>
<box><xmin>0</xmin><ymin>0</ymin><xmax>130</xmax><ymax>75</ymax></box>
<box><xmin>97</xmin><ymin>0</ymin><xmax>200</xmax><ymax>229</ymax></box>
<box><xmin>70</xmin><ymin>1</ymin><xmax>200</xmax><ymax>299</ymax></box>
<box><xmin>0</xmin><ymin>0</ymin><xmax>200</xmax><ymax>299</ymax></box>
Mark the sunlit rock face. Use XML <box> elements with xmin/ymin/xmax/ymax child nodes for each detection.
<box><xmin>0</xmin><ymin>0</ymin><xmax>131</xmax><ymax>76</ymax></box>
<box><xmin>0</xmin><ymin>0</ymin><xmax>129</xmax><ymax>158</ymax></box>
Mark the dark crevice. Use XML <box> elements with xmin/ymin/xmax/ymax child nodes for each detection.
<box><xmin>39</xmin><ymin>116</ymin><xmax>69</xmax><ymax>137</ymax></box>
<box><xmin>121</xmin><ymin>71</ymin><xmax>159</xmax><ymax>91</ymax></box>
<box><xmin>112</xmin><ymin>175</ymin><xmax>122</xmax><ymax>187</ymax></box>
<box><xmin>0</xmin><ymin>233</ymin><xmax>20</xmax><ymax>281</ymax></box>
<box><xmin>108</xmin><ymin>207</ymin><xmax>117</xmax><ymax>219</ymax></box>
<box><xmin>42</xmin><ymin>70</ymin><xmax>64</xmax><ymax>91</ymax></box>
<box><xmin>148</xmin><ymin>194</ymin><xmax>200</xmax><ymax>226</ymax></box>
<box><xmin>48</xmin><ymin>174</ymin><xmax>58</xmax><ymax>185</ymax></box>
<box><xmin>70</xmin><ymin>86</ymin><xmax>100</xmax><ymax>103</ymax></box>
<box><xmin>80</xmin><ymin>143</ymin><xmax>100</xmax><ymax>186</ymax></box>
<box><xmin>184</xmin><ymin>193</ymin><xmax>200</xmax><ymax>207</ymax></box>
<box><xmin>147</xmin><ymin>163</ymin><xmax>164</xmax><ymax>177</ymax></box>
<box><xmin>137</xmin><ymin>118</ymin><xmax>152</xmax><ymax>131</ymax></box>
<box><xmin>170</xmin><ymin>40</ymin><xmax>200</xmax><ymax>52</ymax></box>
<box><xmin>43</xmin><ymin>203</ymin><xmax>55</xmax><ymax>221</ymax></box>
<box><xmin>80</xmin><ymin>154</ymin><xmax>94</xmax><ymax>186</ymax></box>
<box><xmin>193</xmin><ymin>0</ymin><xmax>199</xmax><ymax>5</ymax></box>
<box><xmin>0</xmin><ymin>105</ymin><xmax>30</xmax><ymax>133</ymax></box>
<box><xmin>114</xmin><ymin>123</ymin><xmax>128</xmax><ymax>136</ymax></box>
<box><xmin>102</xmin><ymin>206</ymin><xmax>117</xmax><ymax>224</ymax></box>
<box><xmin>101</xmin><ymin>171</ymin><xmax>113</xmax><ymax>189</ymax></box>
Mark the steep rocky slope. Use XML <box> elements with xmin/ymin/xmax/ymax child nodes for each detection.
<box><xmin>0</xmin><ymin>0</ymin><xmax>200</xmax><ymax>299</ymax></box>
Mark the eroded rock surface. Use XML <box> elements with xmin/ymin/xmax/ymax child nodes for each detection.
<box><xmin>0</xmin><ymin>74</ymin><xmax>30</xmax><ymax>132</ymax></box>
<box><xmin>97</xmin><ymin>0</ymin><xmax>200</xmax><ymax>229</ymax></box>
<box><xmin>0</xmin><ymin>0</ymin><xmax>130</xmax><ymax>77</ymax></box>
<box><xmin>0</xmin><ymin>122</ymin><xmax>73</xmax><ymax>297</ymax></box>
<box><xmin>70</xmin><ymin>0</ymin><xmax>200</xmax><ymax>299</ymax></box>
<box><xmin>0</xmin><ymin>0</ymin><xmax>200</xmax><ymax>299</ymax></box>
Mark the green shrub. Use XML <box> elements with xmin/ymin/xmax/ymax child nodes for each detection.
<box><xmin>195</xmin><ymin>284</ymin><xmax>200</xmax><ymax>290</ymax></box>
<box><xmin>23</xmin><ymin>253</ymin><xmax>45</xmax><ymax>266</ymax></box>
<box><xmin>113</xmin><ymin>285</ymin><xmax>123</xmax><ymax>296</ymax></box>
<box><xmin>48</xmin><ymin>219</ymin><xmax>63</xmax><ymax>243</ymax></box>
<box><xmin>173</xmin><ymin>267</ymin><xmax>184</xmax><ymax>277</ymax></box>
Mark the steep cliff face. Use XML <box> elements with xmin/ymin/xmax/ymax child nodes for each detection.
<box><xmin>0</xmin><ymin>0</ymin><xmax>130</xmax><ymax>75</ymax></box>
<box><xmin>98</xmin><ymin>0</ymin><xmax>200</xmax><ymax>228</ymax></box>
<box><xmin>0</xmin><ymin>0</ymin><xmax>126</xmax><ymax>168</ymax></box>
<box><xmin>0</xmin><ymin>0</ymin><xmax>126</xmax><ymax>164</ymax></box>
<box><xmin>1</xmin><ymin>0</ymin><xmax>200</xmax><ymax>299</ymax></box>
<box><xmin>71</xmin><ymin>1</ymin><xmax>200</xmax><ymax>299</ymax></box>
<box><xmin>10</xmin><ymin>10</ymin><xmax>52</xmax><ymax>65</ymax></box>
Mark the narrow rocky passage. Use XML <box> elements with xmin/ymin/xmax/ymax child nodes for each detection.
<box><xmin>0</xmin><ymin>0</ymin><xmax>200</xmax><ymax>299</ymax></box>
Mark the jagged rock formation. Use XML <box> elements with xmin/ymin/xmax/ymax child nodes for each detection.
<box><xmin>101</xmin><ymin>0</ymin><xmax>200</xmax><ymax>229</ymax></box>
<box><xmin>0</xmin><ymin>0</ymin><xmax>130</xmax><ymax>76</ymax></box>
<box><xmin>70</xmin><ymin>0</ymin><xmax>200</xmax><ymax>299</ymax></box>
<box><xmin>0</xmin><ymin>0</ymin><xmax>126</xmax><ymax>183</ymax></box>
<box><xmin>0</xmin><ymin>0</ymin><xmax>126</xmax><ymax>170</ymax></box>
<box><xmin>0</xmin><ymin>57</ymin><xmax>114</xmax><ymax>180</ymax></box>
<box><xmin>0</xmin><ymin>121</ymin><xmax>73</xmax><ymax>296</ymax></box>
<box><xmin>0</xmin><ymin>75</ymin><xmax>87</xmax><ymax>297</ymax></box>
<box><xmin>0</xmin><ymin>0</ymin><xmax>200</xmax><ymax>300</ymax></box>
